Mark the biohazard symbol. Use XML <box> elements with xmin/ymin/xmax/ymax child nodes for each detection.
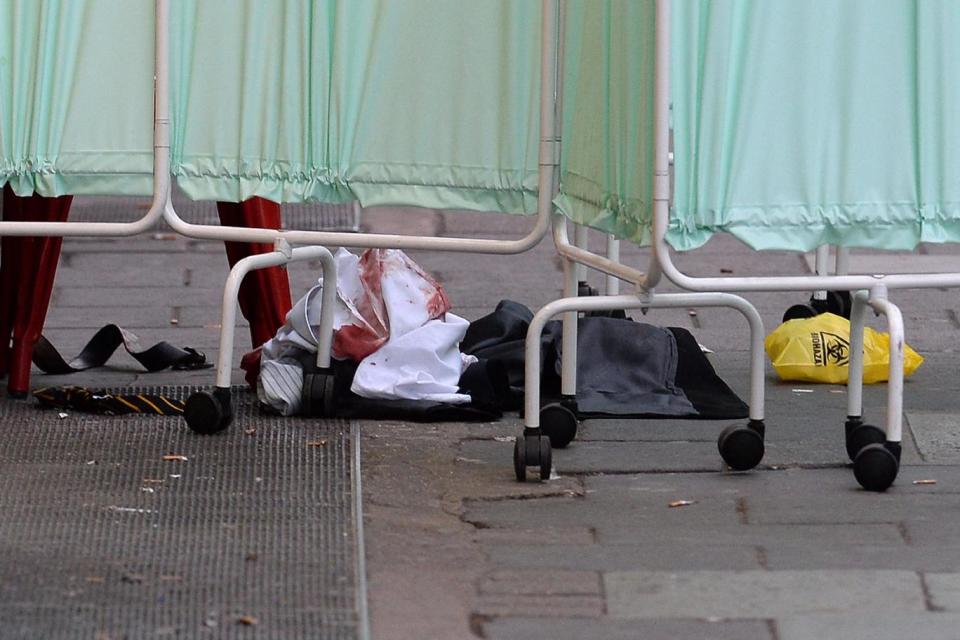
<box><xmin>811</xmin><ymin>331</ymin><xmax>850</xmax><ymax>367</ymax></box>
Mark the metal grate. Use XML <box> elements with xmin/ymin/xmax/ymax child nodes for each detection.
<box><xmin>0</xmin><ymin>387</ymin><xmax>366</xmax><ymax>640</ymax></box>
<box><xmin>64</xmin><ymin>190</ymin><xmax>361</xmax><ymax>232</ymax></box>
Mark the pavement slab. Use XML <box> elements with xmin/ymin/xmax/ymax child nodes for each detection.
<box><xmin>604</xmin><ymin>570</ymin><xmax>926</xmax><ymax>619</ymax></box>
<box><xmin>9</xmin><ymin>197</ymin><xmax>960</xmax><ymax>639</ymax></box>
<box><xmin>777</xmin><ymin>613</ymin><xmax>960</xmax><ymax>640</ymax></box>
<box><xmin>483</xmin><ymin>617</ymin><xmax>776</xmax><ymax>640</ymax></box>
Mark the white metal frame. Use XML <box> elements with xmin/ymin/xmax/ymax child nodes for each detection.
<box><xmin>0</xmin><ymin>0</ymin><xmax>170</xmax><ymax>239</ymax></box>
<box><xmin>519</xmin><ymin>0</ymin><xmax>767</xmax><ymax>463</ymax></box>
<box><xmin>161</xmin><ymin>0</ymin><xmax>558</xmax><ymax>256</ymax></box>
<box><xmin>174</xmin><ymin>0</ymin><xmax>563</xmax><ymax>408</ymax></box>
<box><xmin>212</xmin><ymin>243</ymin><xmax>337</xmax><ymax>390</ymax></box>
<box><xmin>647</xmin><ymin>0</ymin><xmax>923</xmax><ymax>463</ymax></box>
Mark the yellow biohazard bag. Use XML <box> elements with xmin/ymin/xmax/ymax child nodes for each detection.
<box><xmin>764</xmin><ymin>313</ymin><xmax>923</xmax><ymax>384</ymax></box>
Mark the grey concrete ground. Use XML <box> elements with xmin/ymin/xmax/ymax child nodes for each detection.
<box><xmin>8</xmin><ymin>196</ymin><xmax>960</xmax><ymax>638</ymax></box>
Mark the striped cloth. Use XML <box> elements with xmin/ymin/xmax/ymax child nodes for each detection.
<box><xmin>32</xmin><ymin>386</ymin><xmax>184</xmax><ymax>416</ymax></box>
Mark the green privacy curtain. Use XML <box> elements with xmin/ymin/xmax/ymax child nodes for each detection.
<box><xmin>0</xmin><ymin>0</ymin><xmax>154</xmax><ymax>197</ymax></box>
<box><xmin>2</xmin><ymin>0</ymin><xmax>542</xmax><ymax>212</ymax></box>
<box><xmin>170</xmin><ymin>0</ymin><xmax>542</xmax><ymax>212</ymax></box>
<box><xmin>670</xmin><ymin>0</ymin><xmax>960</xmax><ymax>252</ymax></box>
<box><xmin>556</xmin><ymin>0</ymin><xmax>656</xmax><ymax>245</ymax></box>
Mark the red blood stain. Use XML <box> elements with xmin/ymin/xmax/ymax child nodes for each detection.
<box><xmin>332</xmin><ymin>248</ymin><xmax>451</xmax><ymax>361</ymax></box>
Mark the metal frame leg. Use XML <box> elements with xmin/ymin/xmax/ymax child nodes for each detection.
<box><xmin>847</xmin><ymin>286</ymin><xmax>904</xmax><ymax>491</ymax></box>
<box><xmin>183</xmin><ymin>244</ymin><xmax>336</xmax><ymax>435</ymax></box>
<box><xmin>519</xmin><ymin>291</ymin><xmax>766</xmax><ymax>481</ymax></box>
<box><xmin>846</xmin><ymin>291</ymin><xmax>869</xmax><ymax>422</ymax></box>
<box><xmin>215</xmin><ymin>244</ymin><xmax>336</xmax><ymax>389</ymax></box>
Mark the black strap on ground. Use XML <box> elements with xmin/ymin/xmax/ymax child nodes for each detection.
<box><xmin>33</xmin><ymin>385</ymin><xmax>185</xmax><ymax>416</ymax></box>
<box><xmin>32</xmin><ymin>325</ymin><xmax>210</xmax><ymax>374</ymax></box>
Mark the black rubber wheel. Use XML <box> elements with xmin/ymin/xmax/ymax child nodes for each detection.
<box><xmin>538</xmin><ymin>435</ymin><xmax>553</xmax><ymax>481</ymax></box>
<box><xmin>853</xmin><ymin>443</ymin><xmax>899</xmax><ymax>492</ymax></box>
<box><xmin>824</xmin><ymin>290</ymin><xmax>852</xmax><ymax>318</ymax></box>
<box><xmin>513</xmin><ymin>437</ymin><xmax>528</xmax><ymax>482</ymax></box>
<box><xmin>302</xmin><ymin>371</ymin><xmax>337</xmax><ymax>418</ymax></box>
<box><xmin>718</xmin><ymin>424</ymin><xmax>765</xmax><ymax>471</ymax></box>
<box><xmin>184</xmin><ymin>389</ymin><xmax>232</xmax><ymax>435</ymax></box>
<box><xmin>845</xmin><ymin>424</ymin><xmax>886</xmax><ymax>462</ymax></box>
<box><xmin>782</xmin><ymin>303</ymin><xmax>818</xmax><ymax>323</ymax></box>
<box><xmin>540</xmin><ymin>403</ymin><xmax>578</xmax><ymax>449</ymax></box>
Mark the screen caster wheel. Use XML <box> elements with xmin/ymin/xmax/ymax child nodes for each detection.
<box><xmin>718</xmin><ymin>422</ymin><xmax>765</xmax><ymax>471</ymax></box>
<box><xmin>853</xmin><ymin>442</ymin><xmax>900</xmax><ymax>492</ymax></box>
<box><xmin>514</xmin><ymin>434</ymin><xmax>552</xmax><ymax>482</ymax></box>
<box><xmin>184</xmin><ymin>387</ymin><xmax>233</xmax><ymax>434</ymax></box>
<box><xmin>540</xmin><ymin>403</ymin><xmax>578</xmax><ymax>449</ymax></box>
<box><xmin>845</xmin><ymin>422</ymin><xmax>885</xmax><ymax>462</ymax></box>
<box><xmin>301</xmin><ymin>370</ymin><xmax>337</xmax><ymax>418</ymax></box>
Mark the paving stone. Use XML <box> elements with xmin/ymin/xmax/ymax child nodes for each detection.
<box><xmin>483</xmin><ymin>617</ymin><xmax>774</xmax><ymax>640</ymax></box>
<box><xmin>53</xmin><ymin>286</ymin><xmax>220</xmax><ymax>309</ymax></box>
<box><xmin>44</xmin><ymin>306</ymin><xmax>187</xmax><ymax>330</ymax></box>
<box><xmin>905</xmin><ymin>412</ymin><xmax>960</xmax><ymax>463</ymax></box>
<box><xmin>553</xmin><ymin>441</ymin><xmax>725</xmax><ymax>473</ymax></box>
<box><xmin>463</xmin><ymin>480</ymin><xmax>905</xmax><ymax>547</ymax></box>
<box><xmin>922</xmin><ymin>573</ymin><xmax>960</xmax><ymax>611</ymax></box>
<box><xmin>459</xmin><ymin>438</ymin><xmax>724</xmax><ymax>474</ymax></box>
<box><xmin>803</xmin><ymin>253</ymin><xmax>960</xmax><ymax>275</ymax></box>
<box><xmin>604</xmin><ymin>570</ymin><xmax>925</xmax><ymax>619</ymax></box>
<box><xmin>472</xmin><ymin>526</ymin><xmax>595</xmax><ymax>546</ymax></box>
<box><xmin>484</xmin><ymin>543</ymin><xmax>763</xmax><ymax>572</ymax></box>
<box><xmin>777</xmin><ymin>613</ymin><xmax>960</xmax><ymax>640</ymax></box>
<box><xmin>708</xmin><ymin>468</ymin><xmax>960</xmax><ymax>525</ymax></box>
<box><xmin>893</xmin><ymin>465</ymin><xmax>960</xmax><ymax>493</ymax></box>
<box><xmin>764</xmin><ymin>544</ymin><xmax>960</xmax><ymax>572</ymax></box>
<box><xmin>473</xmin><ymin>593</ymin><xmax>604</xmax><ymax>618</ymax></box>
<box><xmin>478</xmin><ymin>570</ymin><xmax>601</xmax><ymax>596</ymax></box>
<box><xmin>599</xmin><ymin>522</ymin><xmax>905</xmax><ymax>547</ymax></box>
<box><xmin>464</xmin><ymin>490</ymin><xmax>737</xmax><ymax>533</ymax></box>
<box><xmin>40</xmin><ymin>328</ymin><xmax>225</xmax><ymax>354</ymax></box>
<box><xmin>579</xmin><ymin>420</ymin><xmax>722</xmax><ymax>442</ymax></box>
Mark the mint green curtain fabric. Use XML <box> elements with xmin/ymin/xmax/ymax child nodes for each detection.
<box><xmin>170</xmin><ymin>0</ymin><xmax>542</xmax><ymax>212</ymax></box>
<box><xmin>555</xmin><ymin>0</ymin><xmax>656</xmax><ymax>245</ymax></box>
<box><xmin>0</xmin><ymin>0</ymin><xmax>154</xmax><ymax>197</ymax></box>
<box><xmin>2</xmin><ymin>0</ymin><xmax>542</xmax><ymax>213</ymax></box>
<box><xmin>670</xmin><ymin>0</ymin><xmax>960</xmax><ymax>252</ymax></box>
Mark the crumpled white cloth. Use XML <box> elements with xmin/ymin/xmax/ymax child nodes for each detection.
<box><xmin>351</xmin><ymin>314</ymin><xmax>477</xmax><ymax>404</ymax></box>
<box><xmin>257</xmin><ymin>248</ymin><xmax>473</xmax><ymax>415</ymax></box>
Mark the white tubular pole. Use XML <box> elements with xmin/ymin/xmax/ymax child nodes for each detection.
<box><xmin>0</xmin><ymin>0</ymin><xmax>169</xmax><ymax>238</ymax></box>
<box><xmin>835</xmin><ymin>246</ymin><xmax>851</xmax><ymax>275</ymax></box>
<box><xmin>163</xmin><ymin>1</ymin><xmax>557</xmax><ymax>255</ymax></box>
<box><xmin>646</xmin><ymin>0</ymin><xmax>672</xmax><ymax>291</ymax></box>
<box><xmin>650</xmin><ymin>0</ymin><xmax>960</xmax><ymax>294</ymax></box>
<box><xmin>313</xmin><ymin>248</ymin><xmax>337</xmax><ymax>369</ymax></box>
<box><xmin>846</xmin><ymin>291</ymin><xmax>870</xmax><ymax>419</ymax></box>
<box><xmin>573</xmin><ymin>224</ymin><xmax>589</xmax><ymax>282</ymax></box>
<box><xmin>164</xmin><ymin>192</ymin><xmax>550</xmax><ymax>255</ymax></box>
<box><xmin>552</xmin><ymin>214</ymin><xmax>646</xmax><ymax>285</ymax></box>
<box><xmin>815</xmin><ymin>245</ymin><xmax>830</xmax><ymax>276</ymax></box>
<box><xmin>868</xmin><ymin>293</ymin><xmax>904</xmax><ymax>444</ymax></box>
<box><xmin>560</xmin><ymin>224</ymin><xmax>579</xmax><ymax>396</ymax></box>
<box><xmin>214</xmin><ymin>246</ymin><xmax>336</xmax><ymax>388</ymax></box>
<box><xmin>606</xmin><ymin>236</ymin><xmax>621</xmax><ymax>295</ymax></box>
<box><xmin>525</xmin><ymin>291</ymin><xmax>765</xmax><ymax>427</ymax></box>
<box><xmin>812</xmin><ymin>245</ymin><xmax>830</xmax><ymax>300</ymax></box>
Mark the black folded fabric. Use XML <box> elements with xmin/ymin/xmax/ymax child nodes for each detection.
<box><xmin>297</xmin><ymin>359</ymin><xmax>502</xmax><ymax>423</ymax></box>
<box><xmin>33</xmin><ymin>325</ymin><xmax>210</xmax><ymax>374</ymax></box>
<box><xmin>461</xmin><ymin>300</ymin><xmax>748</xmax><ymax>420</ymax></box>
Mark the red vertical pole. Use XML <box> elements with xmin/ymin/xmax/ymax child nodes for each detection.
<box><xmin>0</xmin><ymin>186</ymin><xmax>24</xmax><ymax>379</ymax></box>
<box><xmin>2</xmin><ymin>187</ymin><xmax>71</xmax><ymax>397</ymax></box>
<box><xmin>216</xmin><ymin>197</ymin><xmax>293</xmax><ymax>348</ymax></box>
